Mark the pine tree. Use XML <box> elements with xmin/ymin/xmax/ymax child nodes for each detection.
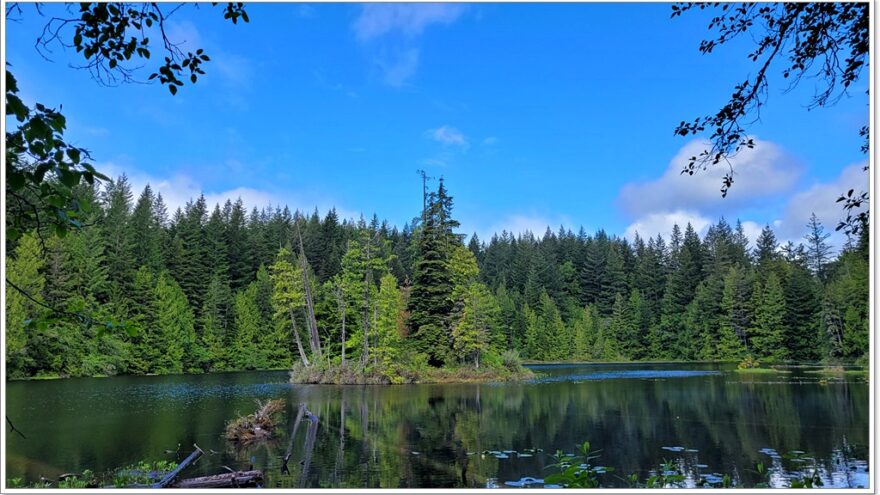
<box><xmin>717</xmin><ymin>267</ymin><xmax>750</xmax><ymax>359</ymax></box>
<box><xmin>804</xmin><ymin>213</ymin><xmax>833</xmax><ymax>281</ymax></box>
<box><xmin>572</xmin><ymin>305</ymin><xmax>599</xmax><ymax>358</ymax></box>
<box><xmin>750</xmin><ymin>273</ymin><xmax>787</xmax><ymax>361</ymax></box>
<box><xmin>625</xmin><ymin>289</ymin><xmax>648</xmax><ymax>359</ymax></box>
<box><xmin>523</xmin><ymin>303</ymin><xmax>545</xmax><ymax>360</ymax></box>
<box><xmin>153</xmin><ymin>273</ymin><xmax>197</xmax><ymax>373</ymax></box>
<box><xmin>407</xmin><ymin>184</ymin><xmax>457</xmax><ymax>366</ymax></box>
<box><xmin>608</xmin><ymin>292</ymin><xmax>635</xmax><ymax>360</ymax></box>
<box><xmin>374</xmin><ymin>273</ymin><xmax>404</xmax><ymax>369</ymax></box>
<box><xmin>102</xmin><ymin>175</ymin><xmax>136</xmax><ymax>302</ymax></box>
<box><xmin>5</xmin><ymin>234</ymin><xmax>46</xmax><ymax>376</ymax></box>
<box><xmin>754</xmin><ymin>225</ymin><xmax>779</xmax><ymax>268</ymax></box>
<box><xmin>130</xmin><ymin>185</ymin><xmax>165</xmax><ymax>273</ymax></box>
<box><xmin>233</xmin><ymin>283</ymin><xmax>265</xmax><ymax>370</ymax></box>
<box><xmin>200</xmin><ymin>274</ymin><xmax>233</xmax><ymax>371</ymax></box>
<box><xmin>269</xmin><ymin>246</ymin><xmax>310</xmax><ymax>366</ymax></box>
<box><xmin>783</xmin><ymin>261</ymin><xmax>820</xmax><ymax>361</ymax></box>
<box><xmin>452</xmin><ymin>282</ymin><xmax>500</xmax><ymax>367</ymax></box>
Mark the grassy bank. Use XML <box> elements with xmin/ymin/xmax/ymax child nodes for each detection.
<box><xmin>289</xmin><ymin>361</ymin><xmax>534</xmax><ymax>385</ymax></box>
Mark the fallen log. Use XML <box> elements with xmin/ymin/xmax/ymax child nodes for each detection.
<box><xmin>151</xmin><ymin>444</ymin><xmax>203</xmax><ymax>488</ymax></box>
<box><xmin>171</xmin><ymin>470</ymin><xmax>263</xmax><ymax>489</ymax></box>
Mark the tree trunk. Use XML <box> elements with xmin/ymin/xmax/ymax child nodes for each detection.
<box><xmin>171</xmin><ymin>471</ymin><xmax>263</xmax><ymax>489</ymax></box>
<box><xmin>362</xmin><ymin>243</ymin><xmax>372</xmax><ymax>365</ymax></box>
<box><xmin>290</xmin><ymin>308</ymin><xmax>310</xmax><ymax>367</ymax></box>
<box><xmin>340</xmin><ymin>300</ymin><xmax>347</xmax><ymax>365</ymax></box>
<box><xmin>152</xmin><ymin>445</ymin><xmax>203</xmax><ymax>488</ymax></box>
<box><xmin>296</xmin><ymin>219</ymin><xmax>322</xmax><ymax>359</ymax></box>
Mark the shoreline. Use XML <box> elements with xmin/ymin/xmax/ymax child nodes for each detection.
<box><xmin>8</xmin><ymin>361</ymin><xmax>867</xmax><ymax>383</ymax></box>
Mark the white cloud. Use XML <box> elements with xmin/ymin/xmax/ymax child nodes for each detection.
<box><xmin>97</xmin><ymin>163</ymin><xmax>361</xmax><ymax>222</ymax></box>
<box><xmin>428</xmin><ymin>125</ymin><xmax>468</xmax><ymax>147</ymax></box>
<box><xmin>738</xmin><ymin>220</ymin><xmax>764</xmax><ymax>251</ymax></box>
<box><xmin>295</xmin><ymin>4</ymin><xmax>316</xmax><ymax>18</ymax></box>
<box><xmin>618</xmin><ymin>138</ymin><xmax>802</xmax><ymax>217</ymax></box>
<box><xmin>353</xmin><ymin>3</ymin><xmax>466</xmax><ymax>41</ymax></box>
<box><xmin>353</xmin><ymin>4</ymin><xmax>466</xmax><ymax>87</ymax></box>
<box><xmin>774</xmin><ymin>162</ymin><xmax>868</xmax><ymax>247</ymax></box>
<box><xmin>482</xmin><ymin>136</ymin><xmax>499</xmax><ymax>146</ymax></box>
<box><xmin>623</xmin><ymin>209</ymin><xmax>711</xmax><ymax>242</ymax></box>
<box><xmin>375</xmin><ymin>48</ymin><xmax>420</xmax><ymax>87</ymax></box>
<box><xmin>474</xmin><ymin>214</ymin><xmax>576</xmax><ymax>243</ymax></box>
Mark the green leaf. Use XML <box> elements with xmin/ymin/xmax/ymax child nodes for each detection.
<box><xmin>66</xmin><ymin>148</ymin><xmax>81</xmax><ymax>163</ymax></box>
<box><xmin>5</xmin><ymin>93</ymin><xmax>28</xmax><ymax>121</ymax></box>
<box><xmin>7</xmin><ymin>171</ymin><xmax>25</xmax><ymax>190</ymax></box>
<box><xmin>6</xmin><ymin>227</ymin><xmax>21</xmax><ymax>242</ymax></box>
<box><xmin>59</xmin><ymin>169</ymin><xmax>80</xmax><ymax>188</ymax></box>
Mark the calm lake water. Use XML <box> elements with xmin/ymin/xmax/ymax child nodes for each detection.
<box><xmin>5</xmin><ymin>363</ymin><xmax>870</xmax><ymax>488</ymax></box>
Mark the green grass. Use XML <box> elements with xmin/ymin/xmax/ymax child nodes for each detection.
<box><xmin>290</xmin><ymin>361</ymin><xmax>534</xmax><ymax>385</ymax></box>
<box><xmin>733</xmin><ymin>367</ymin><xmax>791</xmax><ymax>374</ymax></box>
<box><xmin>804</xmin><ymin>367</ymin><xmax>868</xmax><ymax>377</ymax></box>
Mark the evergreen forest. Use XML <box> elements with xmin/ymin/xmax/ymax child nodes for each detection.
<box><xmin>5</xmin><ymin>176</ymin><xmax>870</xmax><ymax>379</ymax></box>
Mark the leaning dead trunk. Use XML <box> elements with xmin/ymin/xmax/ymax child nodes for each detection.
<box><xmin>289</xmin><ymin>308</ymin><xmax>310</xmax><ymax>367</ymax></box>
<box><xmin>334</xmin><ymin>282</ymin><xmax>347</xmax><ymax>365</ymax></box>
<box><xmin>296</xmin><ymin>220</ymin><xmax>322</xmax><ymax>359</ymax></box>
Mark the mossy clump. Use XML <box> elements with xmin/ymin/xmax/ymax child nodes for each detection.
<box><xmin>225</xmin><ymin>399</ymin><xmax>285</xmax><ymax>444</ymax></box>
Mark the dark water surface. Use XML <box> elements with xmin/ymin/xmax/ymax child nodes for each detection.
<box><xmin>5</xmin><ymin>363</ymin><xmax>869</xmax><ymax>488</ymax></box>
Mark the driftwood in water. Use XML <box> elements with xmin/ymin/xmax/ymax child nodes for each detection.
<box><xmin>151</xmin><ymin>444</ymin><xmax>203</xmax><ymax>488</ymax></box>
<box><xmin>171</xmin><ymin>470</ymin><xmax>263</xmax><ymax>489</ymax></box>
<box><xmin>298</xmin><ymin>409</ymin><xmax>319</xmax><ymax>487</ymax></box>
<box><xmin>281</xmin><ymin>403</ymin><xmax>307</xmax><ymax>472</ymax></box>
<box><xmin>225</xmin><ymin>399</ymin><xmax>284</xmax><ymax>444</ymax></box>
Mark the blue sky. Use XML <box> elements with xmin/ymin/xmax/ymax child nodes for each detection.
<box><xmin>5</xmin><ymin>3</ymin><xmax>869</xmax><ymax>249</ymax></box>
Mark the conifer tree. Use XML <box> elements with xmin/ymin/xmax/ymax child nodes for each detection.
<box><xmin>233</xmin><ymin>282</ymin><xmax>265</xmax><ymax>370</ymax></box>
<box><xmin>804</xmin><ymin>213</ymin><xmax>833</xmax><ymax>281</ymax></box>
<box><xmin>374</xmin><ymin>273</ymin><xmax>404</xmax><ymax>369</ymax></box>
<box><xmin>452</xmin><ymin>282</ymin><xmax>500</xmax><ymax>367</ymax></box>
<box><xmin>608</xmin><ymin>292</ymin><xmax>635</xmax><ymax>359</ymax></box>
<box><xmin>407</xmin><ymin>184</ymin><xmax>457</xmax><ymax>366</ymax></box>
<box><xmin>102</xmin><ymin>175</ymin><xmax>136</xmax><ymax>302</ymax></box>
<box><xmin>783</xmin><ymin>261</ymin><xmax>820</xmax><ymax>361</ymax></box>
<box><xmin>717</xmin><ymin>267</ymin><xmax>750</xmax><ymax>359</ymax></box>
<box><xmin>5</xmin><ymin>234</ymin><xmax>46</xmax><ymax>376</ymax></box>
<box><xmin>750</xmin><ymin>273</ymin><xmax>787</xmax><ymax>361</ymax></box>
<box><xmin>130</xmin><ymin>185</ymin><xmax>165</xmax><ymax>273</ymax></box>
<box><xmin>200</xmin><ymin>274</ymin><xmax>233</xmax><ymax>371</ymax></box>
<box><xmin>269</xmin><ymin>246</ymin><xmax>310</xmax><ymax>366</ymax></box>
<box><xmin>153</xmin><ymin>273</ymin><xmax>197</xmax><ymax>373</ymax></box>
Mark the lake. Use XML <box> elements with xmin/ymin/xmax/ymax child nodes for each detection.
<box><xmin>5</xmin><ymin>363</ymin><xmax>870</xmax><ymax>488</ymax></box>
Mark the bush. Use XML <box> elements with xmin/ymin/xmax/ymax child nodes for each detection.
<box><xmin>501</xmin><ymin>349</ymin><xmax>523</xmax><ymax>371</ymax></box>
<box><xmin>481</xmin><ymin>351</ymin><xmax>503</xmax><ymax>369</ymax></box>
<box><xmin>737</xmin><ymin>354</ymin><xmax>761</xmax><ymax>370</ymax></box>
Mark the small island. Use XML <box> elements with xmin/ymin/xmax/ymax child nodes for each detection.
<box><xmin>283</xmin><ymin>180</ymin><xmax>534</xmax><ymax>384</ymax></box>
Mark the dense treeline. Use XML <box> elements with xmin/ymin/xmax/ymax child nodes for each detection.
<box><xmin>5</xmin><ymin>176</ymin><xmax>869</xmax><ymax>378</ymax></box>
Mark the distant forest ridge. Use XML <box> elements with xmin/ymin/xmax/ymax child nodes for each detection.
<box><xmin>5</xmin><ymin>175</ymin><xmax>869</xmax><ymax>379</ymax></box>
